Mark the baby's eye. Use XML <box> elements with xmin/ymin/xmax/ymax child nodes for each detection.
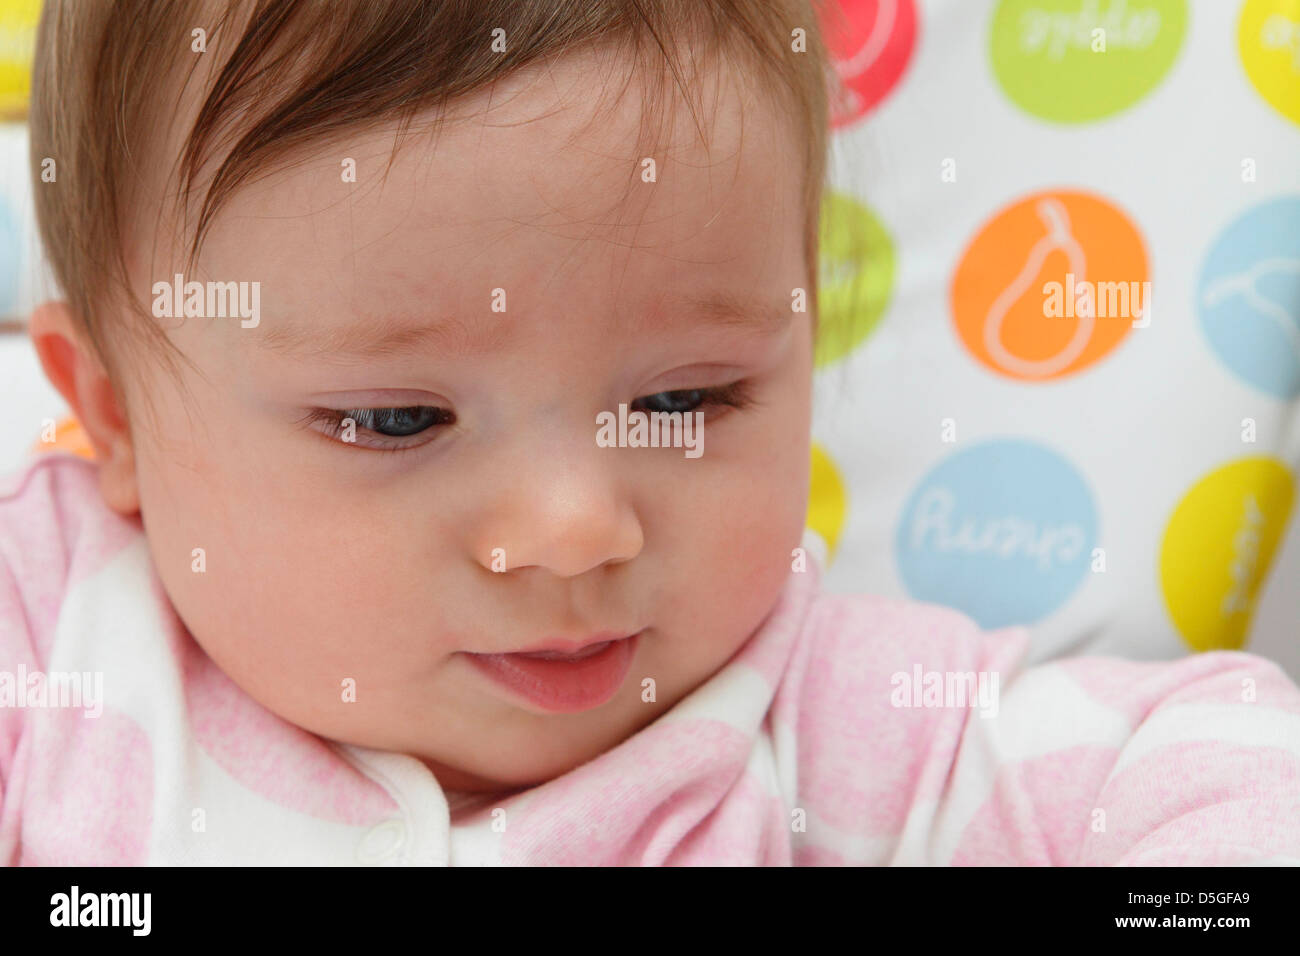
<box><xmin>631</xmin><ymin>383</ymin><xmax>753</xmax><ymax>416</ymax></box>
<box><xmin>632</xmin><ymin>389</ymin><xmax>709</xmax><ymax>414</ymax></box>
<box><xmin>348</xmin><ymin>406</ymin><xmax>451</xmax><ymax>437</ymax></box>
<box><xmin>304</xmin><ymin>405</ymin><xmax>454</xmax><ymax>451</ymax></box>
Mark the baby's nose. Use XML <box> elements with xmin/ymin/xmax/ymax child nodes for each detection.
<box><xmin>471</xmin><ymin>442</ymin><xmax>644</xmax><ymax>578</ymax></box>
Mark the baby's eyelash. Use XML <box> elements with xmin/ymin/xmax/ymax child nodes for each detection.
<box><xmin>297</xmin><ymin>406</ymin><xmax>452</xmax><ymax>452</ymax></box>
<box><xmin>631</xmin><ymin>381</ymin><xmax>755</xmax><ymax>415</ymax></box>
<box><xmin>300</xmin><ymin>381</ymin><xmax>755</xmax><ymax>454</ymax></box>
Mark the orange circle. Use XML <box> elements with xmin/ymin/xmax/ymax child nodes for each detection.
<box><xmin>951</xmin><ymin>190</ymin><xmax>1149</xmax><ymax>381</ymax></box>
<box><xmin>31</xmin><ymin>415</ymin><xmax>96</xmax><ymax>460</ymax></box>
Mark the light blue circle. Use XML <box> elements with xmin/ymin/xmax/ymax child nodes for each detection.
<box><xmin>894</xmin><ymin>439</ymin><xmax>1098</xmax><ymax>629</ymax></box>
<box><xmin>1197</xmin><ymin>196</ymin><xmax>1300</xmax><ymax>400</ymax></box>
<box><xmin>0</xmin><ymin>196</ymin><xmax>19</xmax><ymax>316</ymax></box>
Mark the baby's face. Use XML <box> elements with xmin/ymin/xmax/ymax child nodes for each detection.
<box><xmin>126</xmin><ymin>52</ymin><xmax>812</xmax><ymax>790</ymax></box>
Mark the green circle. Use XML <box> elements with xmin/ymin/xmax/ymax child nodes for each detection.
<box><xmin>815</xmin><ymin>191</ymin><xmax>895</xmax><ymax>368</ymax></box>
<box><xmin>990</xmin><ymin>0</ymin><xmax>1188</xmax><ymax>124</ymax></box>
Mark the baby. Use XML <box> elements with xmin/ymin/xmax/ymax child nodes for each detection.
<box><xmin>2</xmin><ymin>0</ymin><xmax>1299</xmax><ymax>866</ymax></box>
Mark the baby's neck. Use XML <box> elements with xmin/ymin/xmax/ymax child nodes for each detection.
<box><xmin>423</xmin><ymin>757</ymin><xmax>534</xmax><ymax>818</ymax></box>
<box><xmin>444</xmin><ymin>788</ymin><xmax>504</xmax><ymax>816</ymax></box>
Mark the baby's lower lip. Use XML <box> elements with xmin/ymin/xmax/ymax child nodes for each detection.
<box><xmin>465</xmin><ymin>633</ymin><xmax>641</xmax><ymax>713</ymax></box>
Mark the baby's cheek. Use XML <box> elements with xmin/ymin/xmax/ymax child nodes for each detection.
<box><xmin>733</xmin><ymin>491</ymin><xmax>806</xmax><ymax>615</ymax></box>
<box><xmin>671</xmin><ymin>454</ymin><xmax>806</xmax><ymax>641</ymax></box>
<box><xmin>136</xmin><ymin>460</ymin><xmax>347</xmax><ymax>726</ymax></box>
<box><xmin>729</xmin><ymin>449</ymin><xmax>810</xmax><ymax>620</ymax></box>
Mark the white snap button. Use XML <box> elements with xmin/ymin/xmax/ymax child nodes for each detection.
<box><xmin>356</xmin><ymin>818</ymin><xmax>407</xmax><ymax>864</ymax></box>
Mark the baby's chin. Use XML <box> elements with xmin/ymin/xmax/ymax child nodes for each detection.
<box><xmin>407</xmin><ymin>673</ymin><xmax>689</xmax><ymax>791</ymax></box>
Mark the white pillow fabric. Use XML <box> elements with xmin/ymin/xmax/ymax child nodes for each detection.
<box><xmin>809</xmin><ymin>0</ymin><xmax>1300</xmax><ymax>669</ymax></box>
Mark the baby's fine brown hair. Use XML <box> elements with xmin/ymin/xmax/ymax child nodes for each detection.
<box><xmin>29</xmin><ymin>0</ymin><xmax>835</xmax><ymax>412</ymax></box>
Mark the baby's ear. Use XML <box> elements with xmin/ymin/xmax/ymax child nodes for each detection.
<box><xmin>28</xmin><ymin>301</ymin><xmax>140</xmax><ymax>516</ymax></box>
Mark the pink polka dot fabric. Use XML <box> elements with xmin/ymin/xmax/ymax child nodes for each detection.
<box><xmin>3</xmin><ymin>453</ymin><xmax>1299</xmax><ymax>865</ymax></box>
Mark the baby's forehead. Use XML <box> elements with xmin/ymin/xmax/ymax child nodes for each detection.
<box><xmin>221</xmin><ymin>46</ymin><xmax>773</xmax><ymax>221</ymax></box>
<box><xmin>31</xmin><ymin>0</ymin><xmax>825</xmax><ymax>393</ymax></box>
<box><xmin>178</xmin><ymin>56</ymin><xmax>803</xmax><ymax>318</ymax></box>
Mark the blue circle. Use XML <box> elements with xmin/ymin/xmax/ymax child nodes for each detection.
<box><xmin>0</xmin><ymin>196</ymin><xmax>19</xmax><ymax>316</ymax></box>
<box><xmin>894</xmin><ymin>439</ymin><xmax>1098</xmax><ymax>629</ymax></box>
<box><xmin>1197</xmin><ymin>196</ymin><xmax>1300</xmax><ymax>400</ymax></box>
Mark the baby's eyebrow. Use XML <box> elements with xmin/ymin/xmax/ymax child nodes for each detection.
<box><xmin>259</xmin><ymin>311</ymin><xmax>503</xmax><ymax>363</ymax></box>
<box><xmin>631</xmin><ymin>289</ymin><xmax>793</xmax><ymax>338</ymax></box>
<box><xmin>257</xmin><ymin>289</ymin><xmax>790</xmax><ymax>363</ymax></box>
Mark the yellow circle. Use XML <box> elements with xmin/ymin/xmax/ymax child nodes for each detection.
<box><xmin>806</xmin><ymin>442</ymin><xmax>848</xmax><ymax>563</ymax></box>
<box><xmin>0</xmin><ymin>0</ymin><xmax>40</xmax><ymax>119</ymax></box>
<box><xmin>1239</xmin><ymin>0</ymin><xmax>1300</xmax><ymax>127</ymax></box>
<box><xmin>1160</xmin><ymin>457</ymin><xmax>1295</xmax><ymax>651</ymax></box>
<box><xmin>814</xmin><ymin>191</ymin><xmax>895</xmax><ymax>368</ymax></box>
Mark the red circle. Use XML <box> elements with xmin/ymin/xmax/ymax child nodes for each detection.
<box><xmin>823</xmin><ymin>0</ymin><xmax>918</xmax><ymax>129</ymax></box>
